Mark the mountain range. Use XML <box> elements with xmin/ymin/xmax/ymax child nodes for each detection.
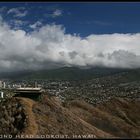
<box><xmin>0</xmin><ymin>67</ymin><xmax>137</xmax><ymax>81</ymax></box>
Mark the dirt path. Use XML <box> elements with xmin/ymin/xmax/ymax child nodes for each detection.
<box><xmin>17</xmin><ymin>97</ymin><xmax>38</xmax><ymax>137</ymax></box>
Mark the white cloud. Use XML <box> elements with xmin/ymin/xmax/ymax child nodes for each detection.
<box><xmin>52</xmin><ymin>9</ymin><xmax>62</xmax><ymax>17</ymax></box>
<box><xmin>0</xmin><ymin>18</ymin><xmax>140</xmax><ymax>72</ymax></box>
<box><xmin>7</xmin><ymin>7</ymin><xmax>27</xmax><ymax>18</ymax></box>
<box><xmin>29</xmin><ymin>21</ymin><xmax>42</xmax><ymax>29</ymax></box>
<box><xmin>45</xmin><ymin>9</ymin><xmax>63</xmax><ymax>18</ymax></box>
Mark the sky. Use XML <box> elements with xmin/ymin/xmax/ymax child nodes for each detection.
<box><xmin>0</xmin><ymin>2</ymin><xmax>140</xmax><ymax>71</ymax></box>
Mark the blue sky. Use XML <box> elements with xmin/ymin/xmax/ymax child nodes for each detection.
<box><xmin>0</xmin><ymin>2</ymin><xmax>140</xmax><ymax>36</ymax></box>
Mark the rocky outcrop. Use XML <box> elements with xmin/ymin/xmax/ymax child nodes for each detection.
<box><xmin>0</xmin><ymin>98</ymin><xmax>27</xmax><ymax>137</ymax></box>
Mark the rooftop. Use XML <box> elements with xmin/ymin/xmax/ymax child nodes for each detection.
<box><xmin>16</xmin><ymin>87</ymin><xmax>42</xmax><ymax>91</ymax></box>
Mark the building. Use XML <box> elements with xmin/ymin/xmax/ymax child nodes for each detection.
<box><xmin>0</xmin><ymin>81</ymin><xmax>2</xmax><ymax>88</ymax></box>
<box><xmin>3</xmin><ymin>82</ymin><xmax>6</xmax><ymax>89</ymax></box>
<box><xmin>14</xmin><ymin>87</ymin><xmax>43</xmax><ymax>100</ymax></box>
<box><xmin>0</xmin><ymin>92</ymin><xmax>4</xmax><ymax>98</ymax></box>
<box><xmin>0</xmin><ymin>81</ymin><xmax>6</xmax><ymax>89</ymax></box>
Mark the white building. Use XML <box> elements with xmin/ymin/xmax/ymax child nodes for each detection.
<box><xmin>0</xmin><ymin>92</ymin><xmax>4</xmax><ymax>98</ymax></box>
<box><xmin>3</xmin><ymin>82</ymin><xmax>6</xmax><ymax>89</ymax></box>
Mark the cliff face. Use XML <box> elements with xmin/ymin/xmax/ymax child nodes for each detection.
<box><xmin>0</xmin><ymin>96</ymin><xmax>139</xmax><ymax>139</ymax></box>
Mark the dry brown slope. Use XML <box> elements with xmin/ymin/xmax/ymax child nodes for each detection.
<box><xmin>1</xmin><ymin>96</ymin><xmax>139</xmax><ymax>139</ymax></box>
<box><xmin>17</xmin><ymin>97</ymin><xmax>38</xmax><ymax>136</ymax></box>
<box><xmin>0</xmin><ymin>96</ymin><xmax>112</xmax><ymax>138</ymax></box>
<box><xmin>65</xmin><ymin>98</ymin><xmax>140</xmax><ymax>138</ymax></box>
<box><xmin>32</xmin><ymin>95</ymin><xmax>113</xmax><ymax>138</ymax></box>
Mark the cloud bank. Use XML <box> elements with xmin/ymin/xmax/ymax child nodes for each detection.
<box><xmin>0</xmin><ymin>18</ymin><xmax>140</xmax><ymax>72</ymax></box>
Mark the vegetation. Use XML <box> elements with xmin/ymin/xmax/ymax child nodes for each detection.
<box><xmin>0</xmin><ymin>67</ymin><xmax>130</xmax><ymax>80</ymax></box>
<box><xmin>0</xmin><ymin>96</ymin><xmax>139</xmax><ymax>138</ymax></box>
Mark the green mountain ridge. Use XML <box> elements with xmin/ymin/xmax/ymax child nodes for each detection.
<box><xmin>0</xmin><ymin>67</ymin><xmax>131</xmax><ymax>80</ymax></box>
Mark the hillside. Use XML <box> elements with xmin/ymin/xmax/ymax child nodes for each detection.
<box><xmin>0</xmin><ymin>67</ymin><xmax>129</xmax><ymax>80</ymax></box>
<box><xmin>65</xmin><ymin>98</ymin><xmax>140</xmax><ymax>138</ymax></box>
<box><xmin>0</xmin><ymin>96</ymin><xmax>139</xmax><ymax>138</ymax></box>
